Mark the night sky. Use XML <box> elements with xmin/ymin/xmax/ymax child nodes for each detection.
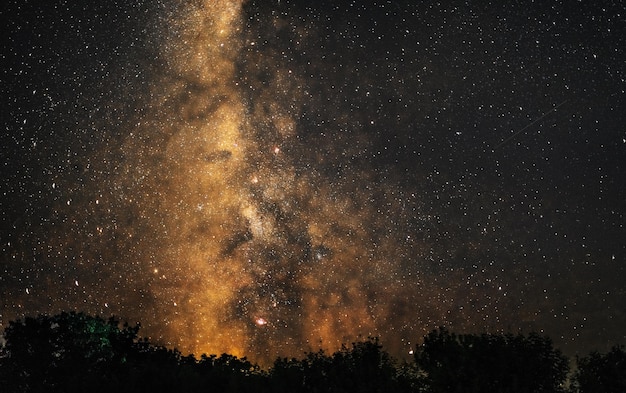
<box><xmin>2</xmin><ymin>0</ymin><xmax>625</xmax><ymax>365</ymax></box>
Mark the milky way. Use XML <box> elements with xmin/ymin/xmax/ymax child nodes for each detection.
<box><xmin>2</xmin><ymin>1</ymin><xmax>625</xmax><ymax>364</ymax></box>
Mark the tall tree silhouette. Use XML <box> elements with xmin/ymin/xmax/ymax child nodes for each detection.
<box><xmin>572</xmin><ymin>345</ymin><xmax>626</xmax><ymax>393</ymax></box>
<box><xmin>0</xmin><ymin>311</ymin><xmax>140</xmax><ymax>392</ymax></box>
<box><xmin>414</xmin><ymin>327</ymin><xmax>569</xmax><ymax>393</ymax></box>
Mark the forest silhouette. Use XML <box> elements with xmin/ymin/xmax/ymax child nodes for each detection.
<box><xmin>0</xmin><ymin>311</ymin><xmax>624</xmax><ymax>392</ymax></box>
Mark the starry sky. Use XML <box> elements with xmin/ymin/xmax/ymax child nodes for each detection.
<box><xmin>2</xmin><ymin>0</ymin><xmax>625</xmax><ymax>364</ymax></box>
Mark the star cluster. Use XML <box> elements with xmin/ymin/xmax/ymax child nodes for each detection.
<box><xmin>2</xmin><ymin>0</ymin><xmax>625</xmax><ymax>364</ymax></box>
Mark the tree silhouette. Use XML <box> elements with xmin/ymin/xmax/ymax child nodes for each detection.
<box><xmin>0</xmin><ymin>311</ymin><xmax>140</xmax><ymax>392</ymax></box>
<box><xmin>3</xmin><ymin>311</ymin><xmax>624</xmax><ymax>393</ymax></box>
<box><xmin>0</xmin><ymin>311</ymin><xmax>270</xmax><ymax>392</ymax></box>
<box><xmin>269</xmin><ymin>337</ymin><xmax>416</xmax><ymax>393</ymax></box>
<box><xmin>414</xmin><ymin>327</ymin><xmax>569</xmax><ymax>393</ymax></box>
<box><xmin>572</xmin><ymin>345</ymin><xmax>626</xmax><ymax>393</ymax></box>
<box><xmin>196</xmin><ymin>353</ymin><xmax>267</xmax><ymax>392</ymax></box>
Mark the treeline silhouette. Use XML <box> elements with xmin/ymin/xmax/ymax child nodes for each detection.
<box><xmin>0</xmin><ymin>312</ymin><xmax>624</xmax><ymax>392</ymax></box>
